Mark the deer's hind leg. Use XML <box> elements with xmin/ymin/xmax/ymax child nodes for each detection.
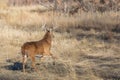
<box><xmin>30</xmin><ymin>55</ymin><xmax>37</xmax><ymax>72</ymax></box>
<box><xmin>22</xmin><ymin>54</ymin><xmax>28</xmax><ymax>73</ymax></box>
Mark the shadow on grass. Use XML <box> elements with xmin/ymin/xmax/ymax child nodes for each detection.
<box><xmin>3</xmin><ymin>62</ymin><xmax>23</xmax><ymax>71</ymax></box>
<box><xmin>3</xmin><ymin>60</ymin><xmax>72</xmax><ymax>77</ymax></box>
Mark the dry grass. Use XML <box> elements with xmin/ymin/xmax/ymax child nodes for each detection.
<box><xmin>0</xmin><ymin>4</ymin><xmax>120</xmax><ymax>80</ymax></box>
<box><xmin>1</xmin><ymin>4</ymin><xmax>120</xmax><ymax>29</ymax></box>
<box><xmin>0</xmin><ymin>0</ymin><xmax>8</xmax><ymax>9</ymax></box>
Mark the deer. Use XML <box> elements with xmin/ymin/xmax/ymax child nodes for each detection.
<box><xmin>21</xmin><ymin>24</ymin><xmax>56</xmax><ymax>73</ymax></box>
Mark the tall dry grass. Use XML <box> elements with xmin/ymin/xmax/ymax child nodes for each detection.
<box><xmin>0</xmin><ymin>4</ymin><xmax>120</xmax><ymax>80</ymax></box>
<box><xmin>0</xmin><ymin>0</ymin><xmax>8</xmax><ymax>9</ymax></box>
<box><xmin>1</xmin><ymin>5</ymin><xmax>119</xmax><ymax>31</ymax></box>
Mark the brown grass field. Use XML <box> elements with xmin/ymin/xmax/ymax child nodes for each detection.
<box><xmin>0</xmin><ymin>1</ymin><xmax>120</xmax><ymax>80</ymax></box>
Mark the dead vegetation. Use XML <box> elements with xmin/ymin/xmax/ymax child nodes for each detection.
<box><xmin>7</xmin><ymin>0</ymin><xmax>120</xmax><ymax>13</ymax></box>
<box><xmin>0</xmin><ymin>1</ymin><xmax>120</xmax><ymax>80</ymax></box>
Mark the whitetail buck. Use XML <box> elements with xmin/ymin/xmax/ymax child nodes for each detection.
<box><xmin>21</xmin><ymin>25</ymin><xmax>56</xmax><ymax>72</ymax></box>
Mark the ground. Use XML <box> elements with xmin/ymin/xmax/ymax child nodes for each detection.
<box><xmin>0</xmin><ymin>3</ymin><xmax>120</xmax><ymax>80</ymax></box>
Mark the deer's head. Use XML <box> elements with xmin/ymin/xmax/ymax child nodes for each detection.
<box><xmin>42</xmin><ymin>24</ymin><xmax>55</xmax><ymax>38</ymax></box>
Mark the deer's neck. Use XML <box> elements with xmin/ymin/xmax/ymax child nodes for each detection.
<box><xmin>42</xmin><ymin>32</ymin><xmax>52</xmax><ymax>44</ymax></box>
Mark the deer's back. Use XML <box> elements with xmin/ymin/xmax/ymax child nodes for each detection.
<box><xmin>21</xmin><ymin>39</ymin><xmax>51</xmax><ymax>55</ymax></box>
<box><xmin>21</xmin><ymin>41</ymin><xmax>44</xmax><ymax>55</ymax></box>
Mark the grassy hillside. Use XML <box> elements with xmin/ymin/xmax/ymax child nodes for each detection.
<box><xmin>0</xmin><ymin>2</ymin><xmax>120</xmax><ymax>80</ymax></box>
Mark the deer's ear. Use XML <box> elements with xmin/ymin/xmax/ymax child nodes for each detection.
<box><xmin>41</xmin><ymin>23</ymin><xmax>47</xmax><ymax>31</ymax></box>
